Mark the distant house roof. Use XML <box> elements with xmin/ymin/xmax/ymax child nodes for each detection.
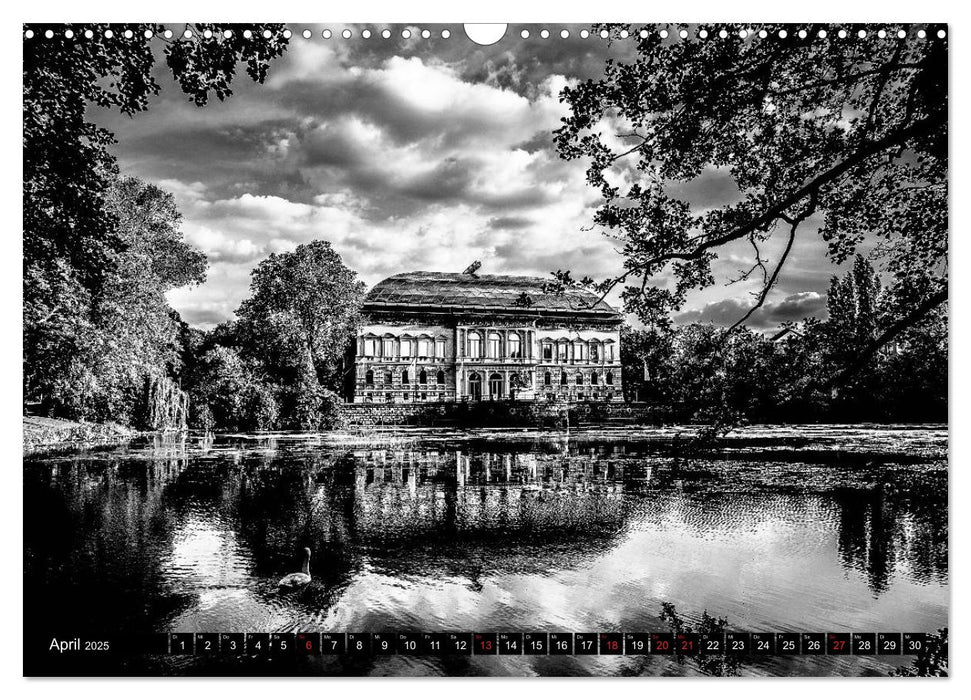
<box><xmin>769</xmin><ymin>327</ymin><xmax>805</xmax><ymax>343</ymax></box>
<box><xmin>363</xmin><ymin>271</ymin><xmax>621</xmax><ymax>319</ymax></box>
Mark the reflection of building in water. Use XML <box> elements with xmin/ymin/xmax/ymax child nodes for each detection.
<box><xmin>348</xmin><ymin>271</ymin><xmax>623</xmax><ymax>404</ymax></box>
<box><xmin>349</xmin><ymin>448</ymin><xmax>632</xmax><ymax>539</ymax></box>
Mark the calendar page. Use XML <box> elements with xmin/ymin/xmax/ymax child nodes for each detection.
<box><xmin>22</xmin><ymin>21</ymin><xmax>948</xmax><ymax>678</ymax></box>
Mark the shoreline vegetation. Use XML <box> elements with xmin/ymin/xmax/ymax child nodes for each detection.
<box><xmin>23</xmin><ymin>416</ymin><xmax>154</xmax><ymax>455</ymax></box>
<box><xmin>23</xmin><ymin>413</ymin><xmax>947</xmax><ymax>457</ymax></box>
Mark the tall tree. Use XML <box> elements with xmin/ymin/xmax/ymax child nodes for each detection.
<box><xmin>32</xmin><ymin>177</ymin><xmax>207</xmax><ymax>421</ymax></box>
<box><xmin>555</xmin><ymin>24</ymin><xmax>947</xmax><ymax>377</ymax></box>
<box><xmin>236</xmin><ymin>241</ymin><xmax>366</xmax><ymax>391</ymax></box>
<box><xmin>23</xmin><ymin>24</ymin><xmax>289</xmax><ymax>411</ymax></box>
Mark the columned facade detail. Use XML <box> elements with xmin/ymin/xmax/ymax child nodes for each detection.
<box><xmin>348</xmin><ymin>272</ymin><xmax>623</xmax><ymax>404</ymax></box>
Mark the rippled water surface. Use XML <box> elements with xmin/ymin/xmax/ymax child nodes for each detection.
<box><xmin>24</xmin><ymin>425</ymin><xmax>948</xmax><ymax>676</ymax></box>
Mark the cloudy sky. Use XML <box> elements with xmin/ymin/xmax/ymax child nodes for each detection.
<box><xmin>94</xmin><ymin>24</ymin><xmax>850</xmax><ymax>331</ymax></box>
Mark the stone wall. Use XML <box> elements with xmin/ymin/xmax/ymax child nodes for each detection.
<box><xmin>340</xmin><ymin>400</ymin><xmax>664</xmax><ymax>428</ymax></box>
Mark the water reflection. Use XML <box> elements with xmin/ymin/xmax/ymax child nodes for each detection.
<box><xmin>23</xmin><ymin>427</ymin><xmax>948</xmax><ymax>676</ymax></box>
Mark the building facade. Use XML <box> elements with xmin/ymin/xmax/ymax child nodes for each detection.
<box><xmin>348</xmin><ymin>271</ymin><xmax>623</xmax><ymax>404</ymax></box>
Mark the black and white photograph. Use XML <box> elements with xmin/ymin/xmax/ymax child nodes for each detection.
<box><xmin>21</xmin><ymin>20</ymin><xmax>948</xmax><ymax>678</ymax></box>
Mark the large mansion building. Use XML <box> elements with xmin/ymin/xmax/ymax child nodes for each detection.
<box><xmin>348</xmin><ymin>271</ymin><xmax>623</xmax><ymax>404</ymax></box>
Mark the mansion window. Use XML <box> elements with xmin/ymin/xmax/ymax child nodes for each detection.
<box><xmin>605</xmin><ymin>343</ymin><xmax>615</xmax><ymax>361</ymax></box>
<box><xmin>560</xmin><ymin>371</ymin><xmax>568</xmax><ymax>385</ymax></box>
<box><xmin>435</xmin><ymin>339</ymin><xmax>446</xmax><ymax>358</ymax></box>
<box><xmin>509</xmin><ymin>333</ymin><xmax>522</xmax><ymax>358</ymax></box>
<box><xmin>606</xmin><ymin>371</ymin><xmax>613</xmax><ymax>385</ymax></box>
<box><xmin>488</xmin><ymin>332</ymin><xmax>502</xmax><ymax>359</ymax></box>
<box><xmin>574</xmin><ymin>342</ymin><xmax>587</xmax><ymax>361</ymax></box>
<box><xmin>418</xmin><ymin>338</ymin><xmax>432</xmax><ymax>357</ymax></box>
<box><xmin>544</xmin><ymin>371</ymin><xmax>552</xmax><ymax>386</ymax></box>
<box><xmin>591</xmin><ymin>371</ymin><xmax>599</xmax><ymax>385</ymax></box>
<box><xmin>401</xmin><ymin>339</ymin><xmax>413</xmax><ymax>358</ymax></box>
<box><xmin>384</xmin><ymin>371</ymin><xmax>393</xmax><ymax>384</ymax></box>
<box><xmin>542</xmin><ymin>342</ymin><xmax>553</xmax><ymax>361</ymax></box>
<box><xmin>364</xmin><ymin>338</ymin><xmax>377</xmax><ymax>356</ymax></box>
<box><xmin>383</xmin><ymin>338</ymin><xmax>395</xmax><ymax>357</ymax></box>
<box><xmin>576</xmin><ymin>372</ymin><xmax>584</xmax><ymax>385</ymax></box>
<box><xmin>437</xmin><ymin>370</ymin><xmax>446</xmax><ymax>385</ymax></box>
<box><xmin>419</xmin><ymin>369</ymin><xmax>428</xmax><ymax>385</ymax></box>
<box><xmin>590</xmin><ymin>344</ymin><xmax>600</xmax><ymax>362</ymax></box>
<box><xmin>402</xmin><ymin>370</ymin><xmax>410</xmax><ymax>385</ymax></box>
<box><xmin>557</xmin><ymin>342</ymin><xmax>568</xmax><ymax>361</ymax></box>
<box><xmin>468</xmin><ymin>332</ymin><xmax>482</xmax><ymax>359</ymax></box>
<box><xmin>365</xmin><ymin>370</ymin><xmax>374</xmax><ymax>386</ymax></box>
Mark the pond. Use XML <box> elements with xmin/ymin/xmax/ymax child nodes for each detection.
<box><xmin>23</xmin><ymin>425</ymin><xmax>948</xmax><ymax>676</ymax></box>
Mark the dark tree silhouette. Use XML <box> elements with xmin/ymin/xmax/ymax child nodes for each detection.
<box><xmin>23</xmin><ymin>24</ymin><xmax>289</xmax><ymax>415</ymax></box>
<box><xmin>555</xmin><ymin>24</ymin><xmax>946</xmax><ymax>380</ymax></box>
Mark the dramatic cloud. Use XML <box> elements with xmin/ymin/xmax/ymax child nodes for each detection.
<box><xmin>673</xmin><ymin>292</ymin><xmax>828</xmax><ymax>330</ymax></box>
<box><xmin>96</xmin><ymin>31</ymin><xmax>848</xmax><ymax>331</ymax></box>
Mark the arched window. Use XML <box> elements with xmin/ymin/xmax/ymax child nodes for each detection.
<box><xmin>606</xmin><ymin>371</ymin><xmax>614</xmax><ymax>385</ymax></box>
<box><xmin>544</xmin><ymin>371</ymin><xmax>552</xmax><ymax>386</ymax></box>
<box><xmin>437</xmin><ymin>370</ymin><xmax>445</xmax><ymax>385</ymax></box>
<box><xmin>560</xmin><ymin>371</ymin><xmax>568</xmax><ymax>385</ymax></box>
<box><xmin>489</xmin><ymin>372</ymin><xmax>503</xmax><ymax>399</ymax></box>
<box><xmin>509</xmin><ymin>332</ymin><xmax>521</xmax><ymax>358</ymax></box>
<box><xmin>488</xmin><ymin>332</ymin><xmax>502</xmax><ymax>358</ymax></box>
<box><xmin>468</xmin><ymin>332</ymin><xmax>481</xmax><ymax>359</ymax></box>
<box><xmin>576</xmin><ymin>372</ymin><xmax>584</xmax><ymax>385</ymax></box>
<box><xmin>469</xmin><ymin>371</ymin><xmax>482</xmax><ymax>401</ymax></box>
<box><xmin>385</xmin><ymin>371</ymin><xmax>393</xmax><ymax>385</ymax></box>
<box><xmin>419</xmin><ymin>369</ymin><xmax>428</xmax><ymax>385</ymax></box>
<box><xmin>365</xmin><ymin>369</ymin><xmax>374</xmax><ymax>386</ymax></box>
<box><xmin>402</xmin><ymin>370</ymin><xmax>410</xmax><ymax>385</ymax></box>
<box><xmin>591</xmin><ymin>371</ymin><xmax>599</xmax><ymax>385</ymax></box>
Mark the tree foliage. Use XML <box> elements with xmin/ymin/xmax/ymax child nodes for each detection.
<box><xmin>622</xmin><ymin>256</ymin><xmax>946</xmax><ymax>423</ymax></box>
<box><xmin>28</xmin><ymin>177</ymin><xmax>206</xmax><ymax>423</ymax></box>
<box><xmin>184</xmin><ymin>241</ymin><xmax>364</xmax><ymax>431</ymax></box>
<box><xmin>236</xmin><ymin>241</ymin><xmax>366</xmax><ymax>389</ymax></box>
<box><xmin>556</xmin><ymin>24</ymin><xmax>947</xmax><ymax>370</ymax></box>
<box><xmin>23</xmin><ymin>23</ymin><xmax>288</xmax><ymax>295</ymax></box>
<box><xmin>23</xmin><ymin>24</ymin><xmax>289</xmax><ymax>421</ymax></box>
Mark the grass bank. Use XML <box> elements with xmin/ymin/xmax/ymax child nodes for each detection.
<box><xmin>23</xmin><ymin>416</ymin><xmax>140</xmax><ymax>455</ymax></box>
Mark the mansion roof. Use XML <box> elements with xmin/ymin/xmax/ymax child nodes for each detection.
<box><xmin>363</xmin><ymin>271</ymin><xmax>622</xmax><ymax>321</ymax></box>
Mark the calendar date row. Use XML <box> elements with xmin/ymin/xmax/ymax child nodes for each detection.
<box><xmin>145</xmin><ymin>632</ymin><xmax>927</xmax><ymax>657</ymax></box>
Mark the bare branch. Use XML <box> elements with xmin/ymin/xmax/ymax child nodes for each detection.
<box><xmin>725</xmin><ymin>221</ymin><xmax>797</xmax><ymax>334</ymax></box>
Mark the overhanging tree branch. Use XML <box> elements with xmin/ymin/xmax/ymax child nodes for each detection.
<box><xmin>726</xmin><ymin>219</ymin><xmax>799</xmax><ymax>334</ymax></box>
<box><xmin>581</xmin><ymin>115</ymin><xmax>940</xmax><ymax>309</ymax></box>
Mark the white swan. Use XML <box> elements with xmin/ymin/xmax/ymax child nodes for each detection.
<box><xmin>278</xmin><ymin>547</ymin><xmax>312</xmax><ymax>588</ymax></box>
